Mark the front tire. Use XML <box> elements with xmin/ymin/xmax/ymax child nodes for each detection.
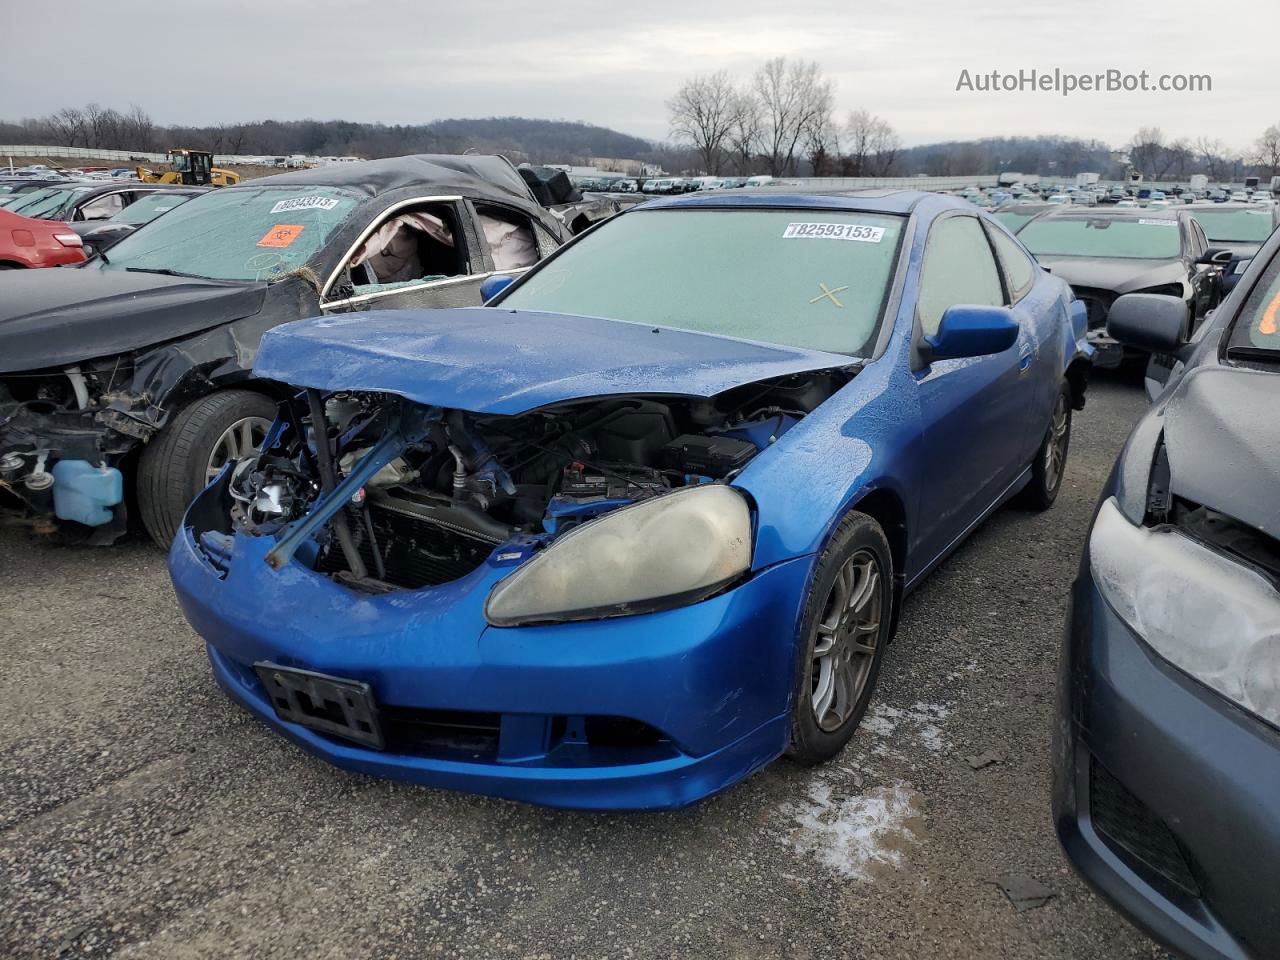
<box><xmin>1020</xmin><ymin>380</ymin><xmax>1072</xmax><ymax>511</ymax></box>
<box><xmin>788</xmin><ymin>512</ymin><xmax>894</xmax><ymax>764</ymax></box>
<box><xmin>137</xmin><ymin>389</ymin><xmax>276</xmax><ymax>546</ymax></box>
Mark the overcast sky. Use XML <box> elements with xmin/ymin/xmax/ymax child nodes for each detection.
<box><xmin>1</xmin><ymin>0</ymin><xmax>1272</xmax><ymax>151</ymax></box>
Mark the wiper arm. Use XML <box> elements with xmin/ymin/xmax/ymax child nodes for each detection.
<box><xmin>123</xmin><ymin>266</ymin><xmax>209</xmax><ymax>279</ymax></box>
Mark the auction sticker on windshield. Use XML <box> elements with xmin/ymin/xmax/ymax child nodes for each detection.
<box><xmin>258</xmin><ymin>225</ymin><xmax>305</xmax><ymax>248</ymax></box>
<box><xmin>270</xmin><ymin>196</ymin><xmax>340</xmax><ymax>214</ymax></box>
<box><xmin>1137</xmin><ymin>219</ymin><xmax>1179</xmax><ymax>227</ymax></box>
<box><xmin>783</xmin><ymin>222</ymin><xmax>885</xmax><ymax>242</ymax></box>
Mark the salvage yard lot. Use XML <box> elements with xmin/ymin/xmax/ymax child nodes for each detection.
<box><xmin>0</xmin><ymin>376</ymin><xmax>1165</xmax><ymax>960</ymax></box>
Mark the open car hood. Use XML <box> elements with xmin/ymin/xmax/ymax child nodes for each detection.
<box><xmin>253</xmin><ymin>308</ymin><xmax>856</xmax><ymax>414</ymax></box>
<box><xmin>0</xmin><ymin>267</ymin><xmax>266</xmax><ymax>372</ymax></box>
<box><xmin>1035</xmin><ymin>256</ymin><xmax>1186</xmax><ymax>294</ymax></box>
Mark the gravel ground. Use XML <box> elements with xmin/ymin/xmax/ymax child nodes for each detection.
<box><xmin>0</xmin><ymin>374</ymin><xmax>1164</xmax><ymax>960</ymax></box>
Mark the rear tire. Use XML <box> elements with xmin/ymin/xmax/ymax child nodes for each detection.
<box><xmin>1020</xmin><ymin>380</ymin><xmax>1072</xmax><ymax>511</ymax></box>
<box><xmin>787</xmin><ymin>512</ymin><xmax>894</xmax><ymax>764</ymax></box>
<box><xmin>137</xmin><ymin>389</ymin><xmax>276</xmax><ymax>547</ymax></box>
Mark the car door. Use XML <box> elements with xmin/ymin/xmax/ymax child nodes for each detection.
<box><xmin>985</xmin><ymin>220</ymin><xmax>1060</xmax><ymax>457</ymax></box>
<box><xmin>912</xmin><ymin>213</ymin><xmax>1032</xmax><ymax>567</ymax></box>
<box><xmin>319</xmin><ymin>198</ymin><xmax>490</xmax><ymax>314</ymax></box>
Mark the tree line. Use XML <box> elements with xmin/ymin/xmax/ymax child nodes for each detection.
<box><xmin>667</xmin><ymin>59</ymin><xmax>899</xmax><ymax>177</ymax></box>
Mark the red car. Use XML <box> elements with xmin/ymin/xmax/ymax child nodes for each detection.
<box><xmin>0</xmin><ymin>208</ymin><xmax>86</xmax><ymax>269</ymax></box>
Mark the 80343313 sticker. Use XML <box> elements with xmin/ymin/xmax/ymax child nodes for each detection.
<box><xmin>257</xmin><ymin>225</ymin><xmax>304</xmax><ymax>248</ymax></box>
<box><xmin>270</xmin><ymin>196</ymin><xmax>339</xmax><ymax>214</ymax></box>
<box><xmin>782</xmin><ymin>222</ymin><xmax>885</xmax><ymax>242</ymax></box>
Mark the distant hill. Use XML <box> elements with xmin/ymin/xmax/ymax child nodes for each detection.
<box><xmin>0</xmin><ymin>111</ymin><xmax>657</xmax><ymax>166</ymax></box>
<box><xmin>427</xmin><ymin>117</ymin><xmax>653</xmax><ymax>162</ymax></box>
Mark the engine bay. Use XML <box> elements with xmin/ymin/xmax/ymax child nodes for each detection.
<box><xmin>218</xmin><ymin>369</ymin><xmax>852</xmax><ymax>592</ymax></box>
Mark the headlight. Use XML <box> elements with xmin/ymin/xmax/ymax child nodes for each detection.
<box><xmin>485</xmin><ymin>484</ymin><xmax>752</xmax><ymax>626</ymax></box>
<box><xmin>1090</xmin><ymin>497</ymin><xmax>1280</xmax><ymax>729</ymax></box>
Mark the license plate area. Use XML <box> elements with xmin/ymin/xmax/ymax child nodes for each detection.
<box><xmin>254</xmin><ymin>662</ymin><xmax>384</xmax><ymax>750</ymax></box>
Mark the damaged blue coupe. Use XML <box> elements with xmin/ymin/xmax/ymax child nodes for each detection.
<box><xmin>170</xmin><ymin>191</ymin><xmax>1091</xmax><ymax>809</ymax></box>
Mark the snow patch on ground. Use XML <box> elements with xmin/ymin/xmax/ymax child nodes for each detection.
<box><xmin>784</xmin><ymin>779</ymin><xmax>925</xmax><ymax>880</ymax></box>
<box><xmin>862</xmin><ymin>701</ymin><xmax>950</xmax><ymax>753</ymax></box>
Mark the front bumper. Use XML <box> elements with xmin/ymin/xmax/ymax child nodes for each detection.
<box><xmin>171</xmin><ymin>521</ymin><xmax>814</xmax><ymax>810</ymax></box>
<box><xmin>1053</xmin><ymin>566</ymin><xmax>1280</xmax><ymax>959</ymax></box>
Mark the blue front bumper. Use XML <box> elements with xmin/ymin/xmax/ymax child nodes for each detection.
<box><xmin>1053</xmin><ymin>567</ymin><xmax>1280</xmax><ymax>959</ymax></box>
<box><xmin>171</xmin><ymin>524</ymin><xmax>813</xmax><ymax>810</ymax></box>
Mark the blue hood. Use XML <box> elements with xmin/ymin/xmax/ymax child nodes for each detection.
<box><xmin>253</xmin><ymin>308</ymin><xmax>855</xmax><ymax>414</ymax></box>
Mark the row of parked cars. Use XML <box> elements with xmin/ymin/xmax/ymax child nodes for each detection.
<box><xmin>2</xmin><ymin>155</ymin><xmax>1276</xmax><ymax>959</ymax></box>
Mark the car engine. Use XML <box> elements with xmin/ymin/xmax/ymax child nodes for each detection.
<box><xmin>216</xmin><ymin>370</ymin><xmax>850</xmax><ymax>592</ymax></box>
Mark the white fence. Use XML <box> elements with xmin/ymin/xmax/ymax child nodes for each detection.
<box><xmin>0</xmin><ymin>145</ymin><xmax>275</xmax><ymax>165</ymax></box>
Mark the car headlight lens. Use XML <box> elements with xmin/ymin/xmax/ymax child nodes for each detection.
<box><xmin>1090</xmin><ymin>497</ymin><xmax>1280</xmax><ymax>729</ymax></box>
<box><xmin>485</xmin><ymin>484</ymin><xmax>753</xmax><ymax>626</ymax></box>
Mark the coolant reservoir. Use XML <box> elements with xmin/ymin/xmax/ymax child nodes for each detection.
<box><xmin>51</xmin><ymin>460</ymin><xmax>124</xmax><ymax>527</ymax></box>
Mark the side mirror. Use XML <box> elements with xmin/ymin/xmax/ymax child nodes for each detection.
<box><xmin>480</xmin><ymin>274</ymin><xmax>515</xmax><ymax>302</ymax></box>
<box><xmin>1197</xmin><ymin>247</ymin><xmax>1233</xmax><ymax>266</ymax></box>
<box><xmin>925</xmin><ymin>305</ymin><xmax>1019</xmax><ymax>360</ymax></box>
<box><xmin>1106</xmin><ymin>294</ymin><xmax>1188</xmax><ymax>356</ymax></box>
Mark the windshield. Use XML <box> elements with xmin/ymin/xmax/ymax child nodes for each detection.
<box><xmin>100</xmin><ymin>185</ymin><xmax>360</xmax><ymax>281</ymax></box>
<box><xmin>1228</xmin><ymin>254</ymin><xmax>1280</xmax><ymax>357</ymax></box>
<box><xmin>1188</xmin><ymin>208</ymin><xmax>1276</xmax><ymax>243</ymax></box>
<box><xmin>7</xmin><ymin>186</ymin><xmax>89</xmax><ymax>220</ymax></box>
<box><xmin>113</xmin><ymin>192</ymin><xmax>194</xmax><ymax>225</ymax></box>
<box><xmin>1019</xmin><ymin>216</ymin><xmax>1182</xmax><ymax>259</ymax></box>
<box><xmin>500</xmin><ymin>208</ymin><xmax>904</xmax><ymax>355</ymax></box>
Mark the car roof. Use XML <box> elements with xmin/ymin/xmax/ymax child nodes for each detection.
<box><xmin>230</xmin><ymin>153</ymin><xmax>539</xmax><ymax>206</ymax></box>
<box><xmin>634</xmin><ymin>189</ymin><xmax>943</xmax><ymax>215</ymax></box>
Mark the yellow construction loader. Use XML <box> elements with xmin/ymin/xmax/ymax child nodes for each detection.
<box><xmin>136</xmin><ymin>149</ymin><xmax>240</xmax><ymax>187</ymax></box>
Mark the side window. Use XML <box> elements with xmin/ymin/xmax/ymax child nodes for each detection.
<box><xmin>917</xmin><ymin>216</ymin><xmax>1005</xmax><ymax>335</ymax></box>
<box><xmin>345</xmin><ymin>202</ymin><xmax>467</xmax><ymax>294</ymax></box>
<box><xmin>986</xmin><ymin>223</ymin><xmax>1037</xmax><ymax>303</ymax></box>
<box><xmin>474</xmin><ymin>204</ymin><xmax>542</xmax><ymax>273</ymax></box>
<box><xmin>79</xmin><ymin>192</ymin><xmax>125</xmax><ymax>221</ymax></box>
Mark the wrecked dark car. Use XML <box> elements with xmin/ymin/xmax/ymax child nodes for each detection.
<box><xmin>1019</xmin><ymin>207</ymin><xmax>1224</xmax><ymax>367</ymax></box>
<box><xmin>170</xmin><ymin>192</ymin><xmax>1090</xmax><ymax>809</ymax></box>
<box><xmin>0</xmin><ymin>154</ymin><xmax>574</xmax><ymax>545</ymax></box>
<box><xmin>1054</xmin><ymin>230</ymin><xmax>1280</xmax><ymax>960</ymax></box>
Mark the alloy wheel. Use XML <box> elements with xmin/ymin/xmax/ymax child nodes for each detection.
<box><xmin>205</xmin><ymin>416</ymin><xmax>272</xmax><ymax>482</ymax></box>
<box><xmin>1044</xmin><ymin>393</ymin><xmax>1069</xmax><ymax>492</ymax></box>
<box><xmin>811</xmin><ymin>549</ymin><xmax>883</xmax><ymax>732</ymax></box>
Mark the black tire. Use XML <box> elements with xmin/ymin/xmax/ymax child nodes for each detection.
<box><xmin>787</xmin><ymin>511</ymin><xmax>894</xmax><ymax>764</ymax></box>
<box><xmin>1020</xmin><ymin>380</ymin><xmax>1072</xmax><ymax>511</ymax></box>
<box><xmin>137</xmin><ymin>389</ymin><xmax>277</xmax><ymax>547</ymax></box>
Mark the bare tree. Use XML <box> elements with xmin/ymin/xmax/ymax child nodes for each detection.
<box><xmin>1194</xmin><ymin>136</ymin><xmax>1226</xmax><ymax>180</ymax></box>
<box><xmin>726</xmin><ymin>89</ymin><xmax>763</xmax><ymax>174</ymax></box>
<box><xmin>124</xmin><ymin>104</ymin><xmax>155</xmax><ymax>151</ymax></box>
<box><xmin>1127</xmin><ymin>126</ymin><xmax>1166</xmax><ymax>179</ymax></box>
<box><xmin>843</xmin><ymin>109</ymin><xmax>900</xmax><ymax>177</ymax></box>
<box><xmin>47</xmin><ymin>107</ymin><xmax>87</xmax><ymax>147</ymax></box>
<box><xmin>803</xmin><ymin>116</ymin><xmax>838</xmax><ymax>176</ymax></box>
<box><xmin>667</xmin><ymin>71</ymin><xmax>737</xmax><ymax>175</ymax></box>
<box><xmin>1254</xmin><ymin>125</ymin><xmax>1280</xmax><ymax>177</ymax></box>
<box><xmin>753</xmin><ymin>58</ymin><xmax>832</xmax><ymax>176</ymax></box>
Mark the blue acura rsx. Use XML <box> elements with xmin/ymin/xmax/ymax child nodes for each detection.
<box><xmin>170</xmin><ymin>191</ymin><xmax>1092</xmax><ymax>810</ymax></box>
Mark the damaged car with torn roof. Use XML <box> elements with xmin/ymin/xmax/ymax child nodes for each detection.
<box><xmin>170</xmin><ymin>191</ymin><xmax>1091</xmax><ymax>810</ymax></box>
<box><xmin>0</xmin><ymin>154</ymin><xmax>575</xmax><ymax>546</ymax></box>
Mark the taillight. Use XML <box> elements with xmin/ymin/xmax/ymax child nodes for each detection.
<box><xmin>11</xmin><ymin>230</ymin><xmax>35</xmax><ymax>247</ymax></box>
<box><xmin>54</xmin><ymin>233</ymin><xmax>83</xmax><ymax>247</ymax></box>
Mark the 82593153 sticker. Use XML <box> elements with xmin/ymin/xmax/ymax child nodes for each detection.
<box><xmin>257</xmin><ymin>225</ymin><xmax>304</xmax><ymax>248</ymax></box>
<box><xmin>270</xmin><ymin>196</ymin><xmax>339</xmax><ymax>214</ymax></box>
<box><xmin>782</xmin><ymin>222</ymin><xmax>885</xmax><ymax>242</ymax></box>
